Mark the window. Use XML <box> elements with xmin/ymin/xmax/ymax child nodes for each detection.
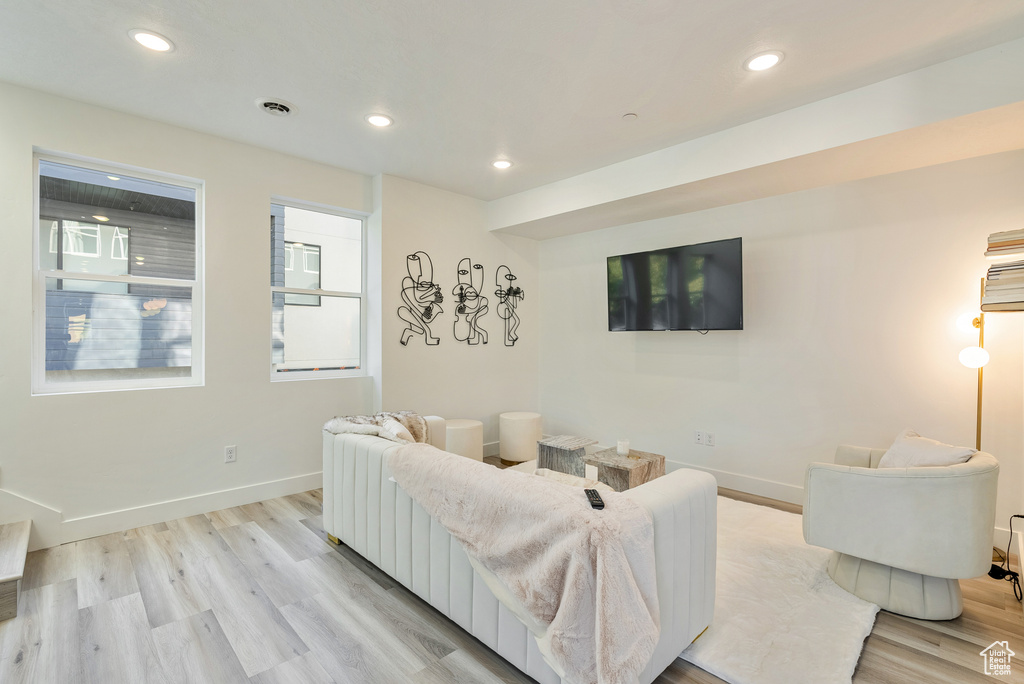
<box><xmin>33</xmin><ymin>155</ymin><xmax>203</xmax><ymax>394</ymax></box>
<box><xmin>283</xmin><ymin>241</ymin><xmax>321</xmax><ymax>306</ymax></box>
<box><xmin>271</xmin><ymin>201</ymin><xmax>364</xmax><ymax>378</ymax></box>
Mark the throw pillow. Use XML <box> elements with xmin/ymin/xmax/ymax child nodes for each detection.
<box><xmin>877</xmin><ymin>429</ymin><xmax>975</xmax><ymax>468</ymax></box>
<box><xmin>381</xmin><ymin>418</ymin><xmax>414</xmax><ymax>443</ymax></box>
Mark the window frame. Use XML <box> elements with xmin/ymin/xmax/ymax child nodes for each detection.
<box><xmin>32</xmin><ymin>150</ymin><xmax>205</xmax><ymax>395</ymax></box>
<box><xmin>270</xmin><ymin>196</ymin><xmax>367</xmax><ymax>382</ymax></box>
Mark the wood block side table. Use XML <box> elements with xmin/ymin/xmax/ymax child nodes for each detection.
<box><xmin>583</xmin><ymin>448</ymin><xmax>666</xmax><ymax>492</ymax></box>
<box><xmin>537</xmin><ymin>435</ymin><xmax>597</xmax><ymax>477</ymax></box>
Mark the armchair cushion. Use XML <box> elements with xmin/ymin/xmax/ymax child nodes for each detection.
<box><xmin>877</xmin><ymin>429</ymin><xmax>975</xmax><ymax>468</ymax></box>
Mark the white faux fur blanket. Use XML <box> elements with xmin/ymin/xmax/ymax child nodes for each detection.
<box><xmin>323</xmin><ymin>411</ymin><xmax>427</xmax><ymax>444</ymax></box>
<box><xmin>389</xmin><ymin>443</ymin><xmax>659</xmax><ymax>684</ymax></box>
<box><xmin>322</xmin><ymin>418</ymin><xmax>409</xmax><ymax>444</ymax></box>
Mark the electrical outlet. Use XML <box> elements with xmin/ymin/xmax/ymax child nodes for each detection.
<box><xmin>705</xmin><ymin>432</ymin><xmax>716</xmax><ymax>447</ymax></box>
<box><xmin>224</xmin><ymin>445</ymin><xmax>237</xmax><ymax>463</ymax></box>
<box><xmin>694</xmin><ymin>430</ymin><xmax>705</xmax><ymax>445</ymax></box>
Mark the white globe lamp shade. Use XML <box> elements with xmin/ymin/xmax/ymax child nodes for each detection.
<box><xmin>959</xmin><ymin>346</ymin><xmax>990</xmax><ymax>369</ymax></box>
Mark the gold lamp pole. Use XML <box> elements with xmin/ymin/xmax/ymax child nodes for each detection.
<box><xmin>960</xmin><ymin>278</ymin><xmax>990</xmax><ymax>451</ymax></box>
<box><xmin>975</xmin><ymin>283</ymin><xmax>984</xmax><ymax>452</ymax></box>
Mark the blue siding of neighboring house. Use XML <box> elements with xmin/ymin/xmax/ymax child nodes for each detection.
<box><xmin>45</xmin><ymin>290</ymin><xmax>192</xmax><ymax>370</ymax></box>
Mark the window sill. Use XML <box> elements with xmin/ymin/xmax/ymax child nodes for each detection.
<box><xmin>270</xmin><ymin>369</ymin><xmax>367</xmax><ymax>383</ymax></box>
<box><xmin>32</xmin><ymin>377</ymin><xmax>204</xmax><ymax>396</ymax></box>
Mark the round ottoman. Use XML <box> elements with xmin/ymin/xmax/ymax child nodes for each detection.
<box><xmin>499</xmin><ymin>411</ymin><xmax>542</xmax><ymax>466</ymax></box>
<box><xmin>445</xmin><ymin>419</ymin><xmax>484</xmax><ymax>461</ymax></box>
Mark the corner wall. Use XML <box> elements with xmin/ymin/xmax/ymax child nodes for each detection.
<box><xmin>538</xmin><ymin>150</ymin><xmax>1024</xmax><ymax>537</ymax></box>
<box><xmin>0</xmin><ymin>82</ymin><xmax>375</xmax><ymax>548</ymax></box>
<box><xmin>379</xmin><ymin>175</ymin><xmax>539</xmax><ymax>450</ymax></box>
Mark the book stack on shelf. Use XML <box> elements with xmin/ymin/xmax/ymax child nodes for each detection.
<box><xmin>983</xmin><ymin>234</ymin><xmax>1024</xmax><ymax>310</ymax></box>
<box><xmin>985</xmin><ymin>229</ymin><xmax>1024</xmax><ymax>259</ymax></box>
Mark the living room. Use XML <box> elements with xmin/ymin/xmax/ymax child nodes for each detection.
<box><xmin>2</xmin><ymin>2</ymin><xmax>1024</xmax><ymax>683</ymax></box>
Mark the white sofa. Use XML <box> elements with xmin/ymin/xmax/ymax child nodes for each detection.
<box><xmin>323</xmin><ymin>429</ymin><xmax>717</xmax><ymax>684</ymax></box>
<box><xmin>803</xmin><ymin>444</ymin><xmax>999</xmax><ymax>620</ymax></box>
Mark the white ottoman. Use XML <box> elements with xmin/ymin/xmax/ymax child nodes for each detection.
<box><xmin>499</xmin><ymin>411</ymin><xmax>542</xmax><ymax>465</ymax></box>
<box><xmin>445</xmin><ymin>419</ymin><xmax>484</xmax><ymax>461</ymax></box>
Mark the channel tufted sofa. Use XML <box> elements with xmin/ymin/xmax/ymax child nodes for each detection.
<box><xmin>322</xmin><ymin>427</ymin><xmax>717</xmax><ymax>683</ymax></box>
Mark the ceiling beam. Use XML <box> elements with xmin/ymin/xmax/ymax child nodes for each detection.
<box><xmin>488</xmin><ymin>37</ymin><xmax>1024</xmax><ymax>239</ymax></box>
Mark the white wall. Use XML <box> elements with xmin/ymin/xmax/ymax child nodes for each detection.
<box><xmin>0</xmin><ymin>82</ymin><xmax>375</xmax><ymax>547</ymax></box>
<box><xmin>538</xmin><ymin>150</ymin><xmax>1024</xmax><ymax>539</ymax></box>
<box><xmin>379</xmin><ymin>175</ymin><xmax>540</xmax><ymax>449</ymax></box>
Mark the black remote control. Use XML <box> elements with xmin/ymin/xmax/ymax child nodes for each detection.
<box><xmin>585</xmin><ymin>489</ymin><xmax>605</xmax><ymax>510</ymax></box>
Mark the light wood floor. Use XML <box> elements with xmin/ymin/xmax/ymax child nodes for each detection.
<box><xmin>0</xmin><ymin>489</ymin><xmax>1021</xmax><ymax>683</ymax></box>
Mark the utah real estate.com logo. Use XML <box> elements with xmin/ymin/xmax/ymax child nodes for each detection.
<box><xmin>980</xmin><ymin>641</ymin><xmax>1014</xmax><ymax>676</ymax></box>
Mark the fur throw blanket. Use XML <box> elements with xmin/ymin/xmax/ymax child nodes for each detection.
<box><xmin>389</xmin><ymin>443</ymin><xmax>659</xmax><ymax>684</ymax></box>
<box><xmin>323</xmin><ymin>411</ymin><xmax>427</xmax><ymax>444</ymax></box>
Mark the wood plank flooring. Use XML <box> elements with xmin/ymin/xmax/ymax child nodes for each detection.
<box><xmin>0</xmin><ymin>488</ymin><xmax>1021</xmax><ymax>683</ymax></box>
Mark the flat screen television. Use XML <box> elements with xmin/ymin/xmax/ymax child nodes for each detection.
<box><xmin>607</xmin><ymin>237</ymin><xmax>743</xmax><ymax>331</ymax></box>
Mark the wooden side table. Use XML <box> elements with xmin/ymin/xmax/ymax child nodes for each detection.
<box><xmin>537</xmin><ymin>435</ymin><xmax>597</xmax><ymax>477</ymax></box>
<box><xmin>583</xmin><ymin>448</ymin><xmax>666</xmax><ymax>492</ymax></box>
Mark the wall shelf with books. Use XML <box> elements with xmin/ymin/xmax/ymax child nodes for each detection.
<box><xmin>982</xmin><ymin>230</ymin><xmax>1024</xmax><ymax>312</ymax></box>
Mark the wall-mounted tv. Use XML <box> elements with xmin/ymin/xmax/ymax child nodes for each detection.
<box><xmin>607</xmin><ymin>237</ymin><xmax>743</xmax><ymax>331</ymax></box>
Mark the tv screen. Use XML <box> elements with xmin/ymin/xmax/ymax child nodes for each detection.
<box><xmin>607</xmin><ymin>237</ymin><xmax>743</xmax><ymax>331</ymax></box>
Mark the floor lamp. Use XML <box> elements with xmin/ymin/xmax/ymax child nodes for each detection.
<box><xmin>959</xmin><ymin>278</ymin><xmax>989</xmax><ymax>451</ymax></box>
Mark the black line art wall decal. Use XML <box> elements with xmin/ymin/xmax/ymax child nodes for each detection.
<box><xmin>452</xmin><ymin>258</ymin><xmax>488</xmax><ymax>345</ymax></box>
<box><xmin>398</xmin><ymin>251</ymin><xmax>443</xmax><ymax>346</ymax></box>
<box><xmin>494</xmin><ymin>264</ymin><xmax>524</xmax><ymax>346</ymax></box>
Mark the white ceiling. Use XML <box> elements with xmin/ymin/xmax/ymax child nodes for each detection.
<box><xmin>3</xmin><ymin>0</ymin><xmax>1024</xmax><ymax>201</ymax></box>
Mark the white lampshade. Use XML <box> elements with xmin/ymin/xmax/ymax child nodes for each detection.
<box><xmin>959</xmin><ymin>346</ymin><xmax>990</xmax><ymax>369</ymax></box>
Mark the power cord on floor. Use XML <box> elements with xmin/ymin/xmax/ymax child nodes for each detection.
<box><xmin>989</xmin><ymin>514</ymin><xmax>1023</xmax><ymax>601</ymax></box>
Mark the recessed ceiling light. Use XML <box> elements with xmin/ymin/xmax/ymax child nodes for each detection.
<box><xmin>492</xmin><ymin>160</ymin><xmax>513</xmax><ymax>170</ymax></box>
<box><xmin>129</xmin><ymin>29</ymin><xmax>174</xmax><ymax>52</ymax></box>
<box><xmin>256</xmin><ymin>98</ymin><xmax>295</xmax><ymax>117</ymax></box>
<box><xmin>107</xmin><ymin>176</ymin><xmax>120</xmax><ymax>181</ymax></box>
<box><xmin>366</xmin><ymin>114</ymin><xmax>393</xmax><ymax>127</ymax></box>
<box><xmin>745</xmin><ymin>51</ymin><xmax>783</xmax><ymax>71</ymax></box>
<box><xmin>622</xmin><ymin>113</ymin><xmax>638</xmax><ymax>121</ymax></box>
<box><xmin>92</xmin><ymin>215</ymin><xmax>110</xmax><ymax>222</ymax></box>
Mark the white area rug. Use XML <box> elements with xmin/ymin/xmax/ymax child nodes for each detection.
<box><xmin>679</xmin><ymin>496</ymin><xmax>879</xmax><ymax>684</ymax></box>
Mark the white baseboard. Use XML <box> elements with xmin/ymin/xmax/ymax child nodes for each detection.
<box><xmin>0</xmin><ymin>488</ymin><xmax>64</xmax><ymax>552</ymax></box>
<box><xmin>484</xmin><ymin>440</ymin><xmax>500</xmax><ymax>458</ymax></box>
<box><xmin>665</xmin><ymin>459</ymin><xmax>805</xmax><ymax>505</ymax></box>
<box><xmin>59</xmin><ymin>472</ymin><xmax>323</xmax><ymax>546</ymax></box>
<box><xmin>992</xmin><ymin>523</ymin><xmax>1024</xmax><ymax>569</ymax></box>
<box><xmin>1017</xmin><ymin>527</ymin><xmax>1024</xmax><ymax>577</ymax></box>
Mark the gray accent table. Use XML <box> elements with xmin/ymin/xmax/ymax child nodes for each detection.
<box><xmin>583</xmin><ymin>448</ymin><xmax>666</xmax><ymax>492</ymax></box>
<box><xmin>537</xmin><ymin>435</ymin><xmax>597</xmax><ymax>477</ymax></box>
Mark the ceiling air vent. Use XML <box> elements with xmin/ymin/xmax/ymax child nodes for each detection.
<box><xmin>256</xmin><ymin>98</ymin><xmax>296</xmax><ymax>117</ymax></box>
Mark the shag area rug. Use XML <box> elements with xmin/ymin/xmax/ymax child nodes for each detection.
<box><xmin>679</xmin><ymin>496</ymin><xmax>879</xmax><ymax>684</ymax></box>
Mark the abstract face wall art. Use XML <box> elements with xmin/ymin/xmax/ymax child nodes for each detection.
<box><xmin>452</xmin><ymin>258</ymin><xmax>488</xmax><ymax>345</ymax></box>
<box><xmin>494</xmin><ymin>264</ymin><xmax>524</xmax><ymax>346</ymax></box>
<box><xmin>398</xmin><ymin>251</ymin><xmax>444</xmax><ymax>346</ymax></box>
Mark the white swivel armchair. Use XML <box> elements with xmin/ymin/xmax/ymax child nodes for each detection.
<box><xmin>803</xmin><ymin>445</ymin><xmax>999</xmax><ymax>620</ymax></box>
